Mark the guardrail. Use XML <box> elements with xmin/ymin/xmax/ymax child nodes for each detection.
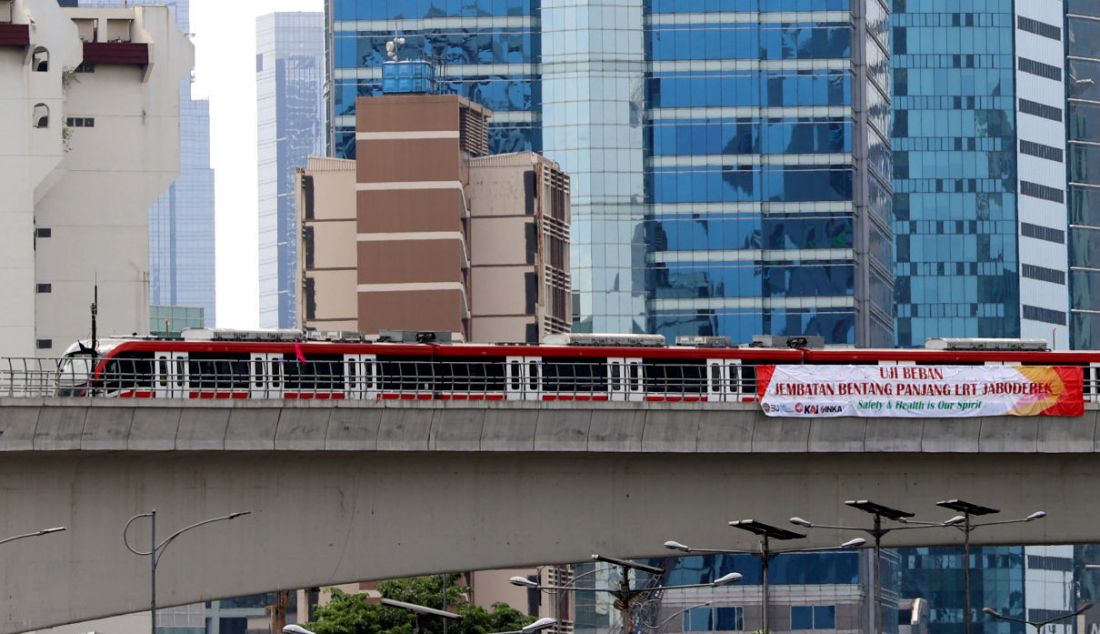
<box><xmin>0</xmin><ymin>357</ymin><xmax>759</xmax><ymax>401</ymax></box>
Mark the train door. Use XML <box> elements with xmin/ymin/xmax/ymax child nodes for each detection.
<box><xmin>250</xmin><ymin>353</ymin><xmax>283</xmax><ymax>399</ymax></box>
<box><xmin>609</xmin><ymin>357</ymin><xmax>644</xmax><ymax>401</ymax></box>
<box><xmin>707</xmin><ymin>359</ymin><xmax>734</xmax><ymax>402</ymax></box>
<box><xmin>154</xmin><ymin>352</ymin><xmax>188</xmax><ymax>399</ymax></box>
<box><xmin>506</xmin><ymin>356</ymin><xmax>543</xmax><ymax>400</ymax></box>
<box><xmin>343</xmin><ymin>354</ymin><xmax>377</xmax><ymax>400</ymax></box>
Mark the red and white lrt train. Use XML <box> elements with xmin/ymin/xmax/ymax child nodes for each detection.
<box><xmin>55</xmin><ymin>330</ymin><xmax>1100</xmax><ymax>401</ymax></box>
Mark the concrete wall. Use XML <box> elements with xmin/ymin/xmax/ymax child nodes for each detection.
<box><xmin>2</xmin><ymin>399</ymin><xmax>1100</xmax><ymax>632</ymax></box>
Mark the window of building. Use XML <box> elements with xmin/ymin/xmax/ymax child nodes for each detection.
<box><xmin>36</xmin><ymin>283</ymin><xmax>52</xmax><ymax>294</ymax></box>
<box><xmin>33</xmin><ymin>103</ymin><xmax>48</xmax><ymax>129</ymax></box>
<box><xmin>32</xmin><ymin>47</ymin><xmax>49</xmax><ymax>72</ymax></box>
<box><xmin>65</xmin><ymin>117</ymin><xmax>95</xmax><ymax>128</ymax></box>
<box><xmin>792</xmin><ymin>606</ymin><xmax>836</xmax><ymax>630</ymax></box>
<box><xmin>1022</xmin><ymin>264</ymin><xmax>1066</xmax><ymax>285</ymax></box>
<box><xmin>1021</xmin><ymin>180</ymin><xmax>1065</xmax><ymax>204</ymax></box>
<box><xmin>1020</xmin><ymin>140</ymin><xmax>1063</xmax><ymax>163</ymax></box>
<box><xmin>1019</xmin><ymin>57</ymin><xmax>1062</xmax><ymax>81</ymax></box>
<box><xmin>1018</xmin><ymin>16</ymin><xmax>1062</xmax><ymax>41</ymax></box>
<box><xmin>1021</xmin><ymin>222</ymin><xmax>1064</xmax><ymax>244</ymax></box>
<box><xmin>1023</xmin><ymin>304</ymin><xmax>1067</xmax><ymax>326</ymax></box>
<box><xmin>684</xmin><ymin>606</ymin><xmax>744</xmax><ymax>631</ymax></box>
<box><xmin>36</xmin><ymin>339</ymin><xmax>52</xmax><ymax>350</ymax></box>
<box><xmin>1020</xmin><ymin>99</ymin><xmax>1062</xmax><ymax>122</ymax></box>
<box><xmin>35</xmin><ymin>227</ymin><xmax>51</xmax><ymax>238</ymax></box>
<box><xmin>0</xmin><ymin>0</ymin><xmax>12</xmax><ymax>24</ymax></box>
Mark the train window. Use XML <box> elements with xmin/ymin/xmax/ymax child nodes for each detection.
<box><xmin>741</xmin><ymin>365</ymin><xmax>757</xmax><ymax>394</ymax></box>
<box><xmin>439</xmin><ymin>358</ymin><xmax>505</xmax><ymax>393</ymax></box>
<box><xmin>510</xmin><ymin>361</ymin><xmax>520</xmax><ymax>391</ymax></box>
<box><xmin>610</xmin><ymin>363</ymin><xmax>621</xmax><ymax>390</ymax></box>
<box><xmin>157</xmin><ymin>358</ymin><xmax>167</xmax><ymax>388</ymax></box>
<box><xmin>254</xmin><ymin>360</ymin><xmax>262</xmax><ymax>388</ymax></box>
<box><xmin>271</xmin><ymin>360</ymin><xmax>280</xmax><ymax>389</ymax></box>
<box><xmin>711</xmin><ymin>365</ymin><xmax>721</xmax><ymax>392</ymax></box>
<box><xmin>644</xmin><ymin>360</ymin><xmax>706</xmax><ymax>394</ymax></box>
<box><xmin>175</xmin><ymin>359</ymin><xmax>185</xmax><ymax>388</ymax></box>
<box><xmin>542</xmin><ymin>358</ymin><xmax>608</xmax><ymax>393</ymax></box>
<box><xmin>529</xmin><ymin>361</ymin><xmax>539</xmax><ymax>391</ymax></box>
<box><xmin>629</xmin><ymin>363</ymin><xmax>641</xmax><ymax>391</ymax></box>
<box><xmin>378</xmin><ymin>356</ymin><xmax>434</xmax><ymax>392</ymax></box>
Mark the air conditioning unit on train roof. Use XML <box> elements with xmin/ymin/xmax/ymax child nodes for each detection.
<box><xmin>750</xmin><ymin>335</ymin><xmax>825</xmax><ymax>349</ymax></box>
<box><xmin>181</xmin><ymin>328</ymin><xmax>305</xmax><ymax>342</ymax></box>
<box><xmin>674</xmin><ymin>336</ymin><xmax>732</xmax><ymax>348</ymax></box>
<box><xmin>542</xmin><ymin>333</ymin><xmax>666</xmax><ymax>347</ymax></box>
<box><xmin>376</xmin><ymin>330</ymin><xmax>463</xmax><ymax>343</ymax></box>
<box><xmin>924</xmin><ymin>338</ymin><xmax>1049</xmax><ymax>352</ymax></box>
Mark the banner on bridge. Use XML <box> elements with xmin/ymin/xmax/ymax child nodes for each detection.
<box><xmin>756</xmin><ymin>365</ymin><xmax>1084</xmax><ymax>418</ymax></box>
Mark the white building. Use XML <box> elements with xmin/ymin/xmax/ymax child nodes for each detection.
<box><xmin>0</xmin><ymin>0</ymin><xmax>192</xmax><ymax>357</ymax></box>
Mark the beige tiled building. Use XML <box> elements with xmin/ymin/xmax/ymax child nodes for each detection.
<box><xmin>297</xmin><ymin>92</ymin><xmax>570</xmax><ymax>343</ymax></box>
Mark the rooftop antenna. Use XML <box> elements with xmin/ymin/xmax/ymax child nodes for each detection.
<box><xmin>385</xmin><ymin>31</ymin><xmax>406</xmax><ymax>62</ymax></box>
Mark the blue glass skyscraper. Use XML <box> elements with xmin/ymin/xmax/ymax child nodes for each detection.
<box><xmin>892</xmin><ymin>0</ymin><xmax>1070</xmax><ymax>349</ymax></box>
<box><xmin>257</xmin><ymin>12</ymin><xmax>325</xmax><ymax>329</ymax></box>
<box><xmin>325</xmin><ymin>0</ymin><xmax>893</xmax><ymax>345</ymax></box>
<box><xmin>78</xmin><ymin>0</ymin><xmax>217</xmax><ymax>325</ymax></box>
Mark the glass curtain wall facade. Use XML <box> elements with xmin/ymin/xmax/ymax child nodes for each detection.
<box><xmin>891</xmin><ymin>1</ymin><xmax>1019</xmax><ymax>347</ymax></box>
<box><xmin>328</xmin><ymin>1</ymin><xmax>542</xmax><ymax>160</ymax></box>
<box><xmin>1067</xmin><ymin>0</ymin><xmax>1100</xmax><ymax>348</ymax></box>
<box><xmin>892</xmin><ymin>0</ymin><xmax>1069</xmax><ymax>349</ymax></box>
<box><xmin>325</xmin><ymin>0</ymin><xmax>893</xmax><ymax>344</ymax></box>
<box><xmin>642</xmin><ymin>0</ymin><xmax>894</xmax><ymax>344</ymax></box>
<box><xmin>257</xmin><ymin>13</ymin><xmax>325</xmax><ymax>329</ymax></box>
<box><xmin>78</xmin><ymin>0</ymin><xmax>217</xmax><ymax>326</ymax></box>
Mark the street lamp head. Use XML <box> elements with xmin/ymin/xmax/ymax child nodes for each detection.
<box><xmin>789</xmin><ymin>517</ymin><xmax>813</xmax><ymax>528</ymax></box>
<box><xmin>521</xmin><ymin>618</ymin><xmax>557</xmax><ymax>634</ymax></box>
<box><xmin>38</xmin><ymin>527</ymin><xmax>66</xmax><ymax>535</ymax></box>
<box><xmin>840</xmin><ymin>538</ymin><xmax>866</xmax><ymax>549</ymax></box>
<box><xmin>509</xmin><ymin>576</ymin><xmax>539</xmax><ymax>588</ymax></box>
<box><xmin>227</xmin><ymin>511</ymin><xmax>252</xmax><ymax>520</ymax></box>
<box><xmin>943</xmin><ymin>515</ymin><xmax>966</xmax><ymax>527</ymax></box>
<box><xmin>664</xmin><ymin>540</ymin><xmax>691</xmax><ymax>552</ymax></box>
<box><xmin>981</xmin><ymin>608</ymin><xmax>1002</xmax><ymax>618</ymax></box>
<box><xmin>283</xmin><ymin>625</ymin><xmax>317</xmax><ymax>634</ymax></box>
<box><xmin>1026</xmin><ymin>511</ymin><xmax>1046</xmax><ymax>521</ymax></box>
<box><xmin>711</xmin><ymin>572</ymin><xmax>742</xmax><ymax>586</ymax></box>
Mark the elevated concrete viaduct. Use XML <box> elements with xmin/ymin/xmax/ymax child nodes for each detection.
<box><xmin>0</xmin><ymin>398</ymin><xmax>1097</xmax><ymax>632</ymax></box>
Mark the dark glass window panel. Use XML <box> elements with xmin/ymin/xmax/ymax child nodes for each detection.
<box><xmin>813</xmin><ymin>606</ymin><xmax>836</xmax><ymax>629</ymax></box>
<box><xmin>334</xmin><ymin>0</ymin><xmax>535</xmax><ymax>20</ymax></box>
<box><xmin>1070</xmin><ymin>186</ymin><xmax>1100</xmax><ymax>226</ymax></box>
<box><xmin>1071</xmin><ymin>144</ymin><xmax>1100</xmax><ymax>184</ymax></box>
<box><xmin>1070</xmin><ymin>102</ymin><xmax>1100</xmax><ymax>141</ymax></box>
<box><xmin>1069</xmin><ymin>16</ymin><xmax>1100</xmax><ymax>58</ymax></box>
<box><xmin>791</xmin><ymin>607</ymin><xmax>814</xmax><ymax>630</ymax></box>
<box><xmin>1072</xmin><ymin>227</ymin><xmax>1100</xmax><ymax>268</ymax></box>
<box><xmin>647</xmin><ymin>215</ymin><xmax>854</xmax><ymax>252</ymax></box>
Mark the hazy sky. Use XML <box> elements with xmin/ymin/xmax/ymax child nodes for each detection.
<box><xmin>191</xmin><ymin>0</ymin><xmax>323</xmax><ymax>329</ymax></box>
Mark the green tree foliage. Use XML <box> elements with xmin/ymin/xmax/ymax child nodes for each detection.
<box><xmin>308</xmin><ymin>574</ymin><xmax>536</xmax><ymax>634</ymax></box>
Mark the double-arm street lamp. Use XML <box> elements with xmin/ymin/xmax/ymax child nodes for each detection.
<box><xmin>983</xmin><ymin>603</ymin><xmax>1093</xmax><ymax>634</ymax></box>
<box><xmin>666</xmin><ymin>520</ymin><xmax>865</xmax><ymax>634</ymax></box>
<box><xmin>511</xmin><ymin>553</ymin><xmax>742</xmax><ymax>634</ymax></box>
<box><xmin>284</xmin><ymin>608</ymin><xmax>557</xmax><ymax>634</ymax></box>
<box><xmin>123</xmin><ymin>509</ymin><xmax>252</xmax><ymax>634</ymax></box>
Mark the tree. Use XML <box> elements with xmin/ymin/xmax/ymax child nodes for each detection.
<box><xmin>308</xmin><ymin>575</ymin><xmax>536</xmax><ymax>634</ymax></box>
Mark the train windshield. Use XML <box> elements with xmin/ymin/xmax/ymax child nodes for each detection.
<box><xmin>57</xmin><ymin>354</ymin><xmax>94</xmax><ymax>394</ymax></box>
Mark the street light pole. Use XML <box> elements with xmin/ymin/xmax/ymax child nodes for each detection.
<box><xmin>665</xmin><ymin>529</ymin><xmax>864</xmax><ymax>634</ymax></box>
<box><xmin>792</xmin><ymin>500</ymin><xmax>923</xmax><ymax>634</ymax></box>
<box><xmin>511</xmin><ymin>555</ymin><xmax>741</xmax><ymax>634</ymax></box>
<box><xmin>123</xmin><ymin>509</ymin><xmax>252</xmax><ymax>634</ymax></box>
<box><xmin>983</xmin><ymin>603</ymin><xmax>1093</xmax><ymax>634</ymax></box>
<box><xmin>931</xmin><ymin>500</ymin><xmax>1046</xmax><ymax>634</ymax></box>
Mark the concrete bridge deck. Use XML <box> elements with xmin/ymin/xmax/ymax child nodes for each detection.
<box><xmin>0</xmin><ymin>399</ymin><xmax>1097</xmax><ymax>632</ymax></box>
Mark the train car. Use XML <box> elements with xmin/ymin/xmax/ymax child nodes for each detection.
<box><xmin>56</xmin><ymin>331</ymin><xmax>1094</xmax><ymax>402</ymax></box>
<box><xmin>56</xmin><ymin>330</ymin><xmax>804</xmax><ymax>402</ymax></box>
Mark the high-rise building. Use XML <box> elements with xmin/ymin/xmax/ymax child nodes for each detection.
<box><xmin>257</xmin><ymin>12</ymin><xmax>324</xmax><ymax>329</ymax></box>
<box><xmin>892</xmin><ymin>1</ymin><xmax>1070</xmax><ymax>348</ymax></box>
<box><xmin>1066</xmin><ymin>2</ymin><xmax>1100</xmax><ymax>349</ymax></box>
<box><xmin>0</xmin><ymin>0</ymin><xmax>193</xmax><ymax>356</ymax></box>
<box><xmin>77</xmin><ymin>0</ymin><xmax>217</xmax><ymax>327</ymax></box>
<box><xmin>324</xmin><ymin>0</ymin><xmax>894</xmax><ymax>345</ymax></box>
<box><xmin>297</xmin><ymin>88</ymin><xmax>571</xmax><ymax>343</ymax></box>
